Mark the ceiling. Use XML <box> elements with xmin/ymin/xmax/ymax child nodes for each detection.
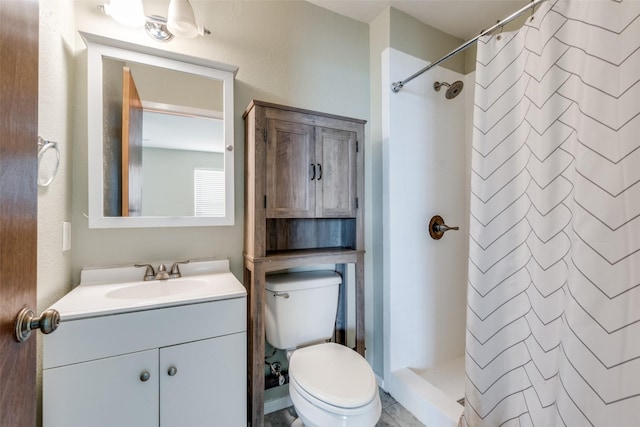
<box><xmin>306</xmin><ymin>0</ymin><xmax>533</xmax><ymax>40</ymax></box>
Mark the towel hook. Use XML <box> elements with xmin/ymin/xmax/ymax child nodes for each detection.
<box><xmin>37</xmin><ymin>136</ymin><xmax>60</xmax><ymax>187</ymax></box>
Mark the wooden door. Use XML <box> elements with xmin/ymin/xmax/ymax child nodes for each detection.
<box><xmin>121</xmin><ymin>67</ymin><xmax>143</xmax><ymax>216</ymax></box>
<box><xmin>265</xmin><ymin>119</ymin><xmax>316</xmax><ymax>218</ymax></box>
<box><xmin>0</xmin><ymin>1</ymin><xmax>39</xmax><ymax>426</ymax></box>
<box><xmin>315</xmin><ymin>127</ymin><xmax>357</xmax><ymax>218</ymax></box>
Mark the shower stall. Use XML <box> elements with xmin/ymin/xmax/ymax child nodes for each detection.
<box><xmin>382</xmin><ymin>47</ymin><xmax>474</xmax><ymax>427</ymax></box>
<box><xmin>382</xmin><ymin>1</ymin><xmax>640</xmax><ymax>425</ymax></box>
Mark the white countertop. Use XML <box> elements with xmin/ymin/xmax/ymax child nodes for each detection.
<box><xmin>51</xmin><ymin>259</ymin><xmax>246</xmax><ymax>321</ymax></box>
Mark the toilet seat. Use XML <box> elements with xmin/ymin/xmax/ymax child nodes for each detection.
<box><xmin>290</xmin><ymin>375</ymin><xmax>377</xmax><ymax>418</ymax></box>
<box><xmin>289</xmin><ymin>343</ymin><xmax>378</xmax><ymax>411</ymax></box>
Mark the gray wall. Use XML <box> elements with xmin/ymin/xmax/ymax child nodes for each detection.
<box><xmin>389</xmin><ymin>8</ymin><xmax>466</xmax><ymax>74</ymax></box>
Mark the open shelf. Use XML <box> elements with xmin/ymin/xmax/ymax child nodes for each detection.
<box><xmin>266</xmin><ymin>218</ymin><xmax>356</xmax><ymax>252</ymax></box>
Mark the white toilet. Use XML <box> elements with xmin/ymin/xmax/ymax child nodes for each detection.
<box><xmin>265</xmin><ymin>271</ymin><xmax>381</xmax><ymax>427</ymax></box>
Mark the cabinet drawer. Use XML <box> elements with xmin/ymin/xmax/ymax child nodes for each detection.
<box><xmin>44</xmin><ymin>297</ymin><xmax>246</xmax><ymax>369</ymax></box>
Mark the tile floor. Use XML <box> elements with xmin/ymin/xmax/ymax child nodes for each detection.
<box><xmin>264</xmin><ymin>388</ymin><xmax>425</xmax><ymax>427</ymax></box>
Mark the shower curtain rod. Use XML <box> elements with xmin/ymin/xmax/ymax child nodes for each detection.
<box><xmin>391</xmin><ymin>0</ymin><xmax>548</xmax><ymax>93</ymax></box>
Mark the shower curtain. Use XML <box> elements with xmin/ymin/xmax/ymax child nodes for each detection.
<box><xmin>464</xmin><ymin>1</ymin><xmax>640</xmax><ymax>426</ymax></box>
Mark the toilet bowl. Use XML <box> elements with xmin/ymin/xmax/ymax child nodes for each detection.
<box><xmin>264</xmin><ymin>271</ymin><xmax>381</xmax><ymax>426</ymax></box>
<box><xmin>288</xmin><ymin>343</ymin><xmax>381</xmax><ymax>427</ymax></box>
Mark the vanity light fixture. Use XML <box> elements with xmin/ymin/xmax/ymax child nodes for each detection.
<box><xmin>99</xmin><ymin>0</ymin><xmax>210</xmax><ymax>42</ymax></box>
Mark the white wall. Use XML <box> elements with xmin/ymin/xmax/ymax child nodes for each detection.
<box><xmin>382</xmin><ymin>48</ymin><xmax>470</xmax><ymax>379</ymax></box>
<box><xmin>368</xmin><ymin>7</ymin><xmax>469</xmax><ymax>380</ymax></box>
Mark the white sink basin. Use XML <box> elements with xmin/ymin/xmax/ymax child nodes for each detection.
<box><xmin>49</xmin><ymin>259</ymin><xmax>246</xmax><ymax>321</ymax></box>
<box><xmin>105</xmin><ymin>278</ymin><xmax>209</xmax><ymax>300</ymax></box>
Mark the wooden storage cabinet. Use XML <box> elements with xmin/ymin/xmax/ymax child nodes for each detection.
<box><xmin>243</xmin><ymin>100</ymin><xmax>366</xmax><ymax>427</ymax></box>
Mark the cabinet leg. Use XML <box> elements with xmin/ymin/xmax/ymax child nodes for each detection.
<box><xmin>334</xmin><ymin>264</ymin><xmax>347</xmax><ymax>346</ymax></box>
<box><xmin>244</xmin><ymin>264</ymin><xmax>265</xmax><ymax>427</ymax></box>
<box><xmin>355</xmin><ymin>254</ymin><xmax>365</xmax><ymax>356</ymax></box>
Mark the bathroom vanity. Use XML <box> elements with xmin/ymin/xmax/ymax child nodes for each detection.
<box><xmin>43</xmin><ymin>259</ymin><xmax>246</xmax><ymax>427</ymax></box>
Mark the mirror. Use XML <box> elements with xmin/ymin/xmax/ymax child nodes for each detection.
<box><xmin>82</xmin><ymin>32</ymin><xmax>237</xmax><ymax>228</ymax></box>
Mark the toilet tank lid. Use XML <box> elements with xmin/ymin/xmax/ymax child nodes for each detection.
<box><xmin>265</xmin><ymin>271</ymin><xmax>341</xmax><ymax>292</ymax></box>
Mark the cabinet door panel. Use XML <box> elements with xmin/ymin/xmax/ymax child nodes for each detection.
<box><xmin>160</xmin><ymin>333</ymin><xmax>247</xmax><ymax>427</ymax></box>
<box><xmin>266</xmin><ymin>120</ymin><xmax>316</xmax><ymax>218</ymax></box>
<box><xmin>316</xmin><ymin>127</ymin><xmax>357</xmax><ymax>217</ymax></box>
<box><xmin>43</xmin><ymin>350</ymin><xmax>158</xmax><ymax>427</ymax></box>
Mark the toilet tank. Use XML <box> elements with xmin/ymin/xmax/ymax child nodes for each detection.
<box><xmin>265</xmin><ymin>271</ymin><xmax>341</xmax><ymax>350</ymax></box>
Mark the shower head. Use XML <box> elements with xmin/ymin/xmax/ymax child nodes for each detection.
<box><xmin>434</xmin><ymin>80</ymin><xmax>464</xmax><ymax>99</ymax></box>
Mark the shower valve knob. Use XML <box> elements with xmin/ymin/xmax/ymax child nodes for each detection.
<box><xmin>429</xmin><ymin>215</ymin><xmax>459</xmax><ymax>240</ymax></box>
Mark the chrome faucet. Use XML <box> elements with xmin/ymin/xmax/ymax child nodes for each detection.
<box><xmin>155</xmin><ymin>263</ymin><xmax>170</xmax><ymax>280</ymax></box>
<box><xmin>169</xmin><ymin>260</ymin><xmax>190</xmax><ymax>278</ymax></box>
<box><xmin>135</xmin><ymin>261</ymin><xmax>189</xmax><ymax>281</ymax></box>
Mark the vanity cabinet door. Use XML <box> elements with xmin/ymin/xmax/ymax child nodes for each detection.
<box><xmin>43</xmin><ymin>349</ymin><xmax>158</xmax><ymax>427</ymax></box>
<box><xmin>159</xmin><ymin>332</ymin><xmax>247</xmax><ymax>427</ymax></box>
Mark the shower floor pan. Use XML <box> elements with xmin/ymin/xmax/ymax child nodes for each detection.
<box><xmin>390</xmin><ymin>356</ymin><xmax>465</xmax><ymax>427</ymax></box>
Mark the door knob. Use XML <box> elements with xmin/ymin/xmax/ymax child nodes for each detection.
<box><xmin>15</xmin><ymin>307</ymin><xmax>60</xmax><ymax>343</ymax></box>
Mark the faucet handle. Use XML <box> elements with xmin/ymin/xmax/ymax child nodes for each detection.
<box><xmin>169</xmin><ymin>260</ymin><xmax>190</xmax><ymax>278</ymax></box>
<box><xmin>134</xmin><ymin>264</ymin><xmax>156</xmax><ymax>281</ymax></box>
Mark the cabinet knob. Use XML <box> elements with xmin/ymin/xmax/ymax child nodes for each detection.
<box><xmin>139</xmin><ymin>371</ymin><xmax>151</xmax><ymax>382</ymax></box>
<box><xmin>168</xmin><ymin>366</ymin><xmax>178</xmax><ymax>376</ymax></box>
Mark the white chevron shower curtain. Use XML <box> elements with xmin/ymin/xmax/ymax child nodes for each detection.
<box><xmin>463</xmin><ymin>1</ymin><xmax>640</xmax><ymax>426</ymax></box>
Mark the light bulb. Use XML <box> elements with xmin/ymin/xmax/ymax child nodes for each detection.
<box><xmin>167</xmin><ymin>0</ymin><xmax>198</xmax><ymax>38</ymax></box>
<box><xmin>103</xmin><ymin>0</ymin><xmax>146</xmax><ymax>28</ymax></box>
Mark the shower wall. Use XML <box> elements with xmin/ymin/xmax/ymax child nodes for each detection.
<box><xmin>382</xmin><ymin>47</ymin><xmax>472</xmax><ymax>388</ymax></box>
